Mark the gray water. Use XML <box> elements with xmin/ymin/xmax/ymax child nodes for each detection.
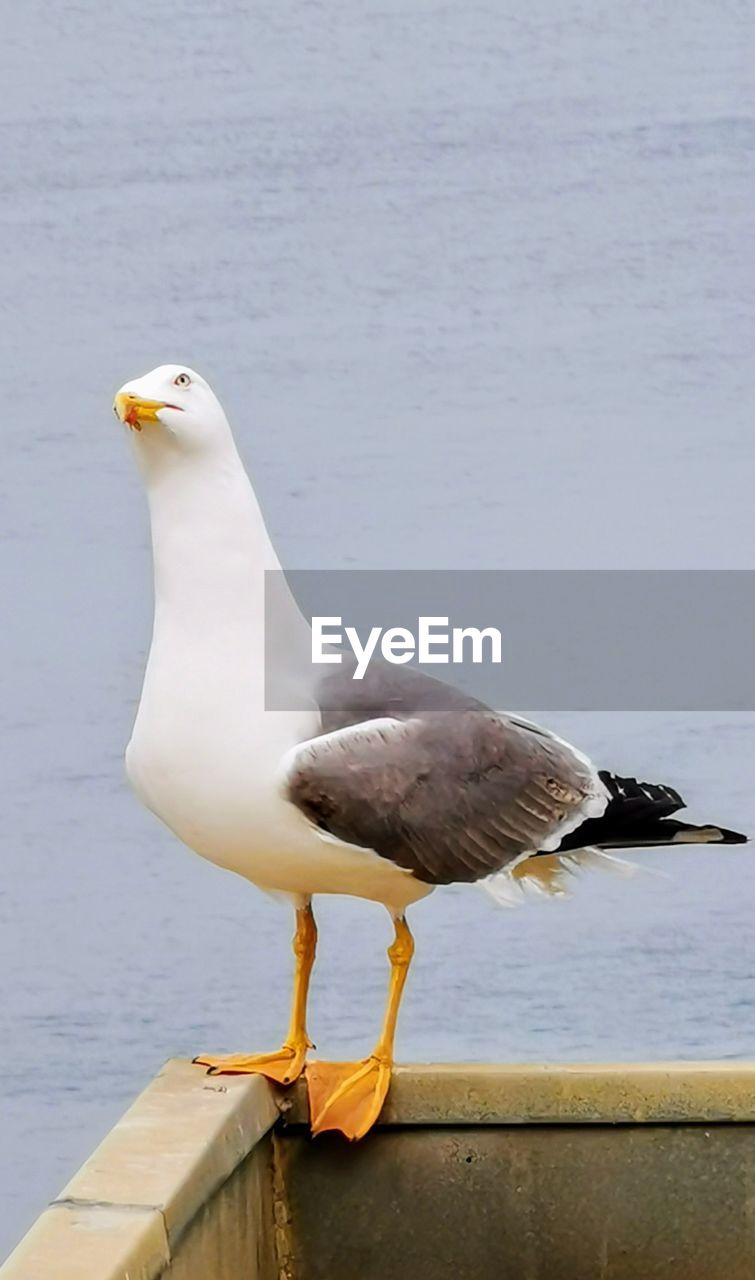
<box><xmin>2</xmin><ymin>0</ymin><xmax>755</xmax><ymax>1261</ymax></box>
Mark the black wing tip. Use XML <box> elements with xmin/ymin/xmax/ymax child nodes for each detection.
<box><xmin>714</xmin><ymin>827</ymin><xmax>749</xmax><ymax>845</ymax></box>
<box><xmin>676</xmin><ymin>824</ymin><xmax>749</xmax><ymax>845</ymax></box>
<box><xmin>598</xmin><ymin>770</ymin><xmax>685</xmax><ymax>811</ymax></box>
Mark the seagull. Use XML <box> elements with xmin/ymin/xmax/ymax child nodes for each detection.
<box><xmin>114</xmin><ymin>365</ymin><xmax>747</xmax><ymax>1140</ymax></box>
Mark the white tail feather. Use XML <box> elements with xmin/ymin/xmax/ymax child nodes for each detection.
<box><xmin>481</xmin><ymin>846</ymin><xmax>651</xmax><ymax>910</ymax></box>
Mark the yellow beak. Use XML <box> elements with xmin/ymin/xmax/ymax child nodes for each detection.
<box><xmin>113</xmin><ymin>392</ymin><xmax>173</xmax><ymax>431</ymax></box>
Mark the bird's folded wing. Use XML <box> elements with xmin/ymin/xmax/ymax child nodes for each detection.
<box><xmin>281</xmin><ymin>707</ymin><xmax>608</xmax><ymax>886</ymax></box>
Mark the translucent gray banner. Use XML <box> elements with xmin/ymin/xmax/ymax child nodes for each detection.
<box><xmin>264</xmin><ymin>570</ymin><xmax>755</xmax><ymax>711</ymax></box>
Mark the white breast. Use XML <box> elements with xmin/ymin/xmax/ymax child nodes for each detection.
<box><xmin>127</xmin><ymin>421</ymin><xmax>430</xmax><ymax>912</ymax></box>
<box><xmin>126</xmin><ymin>633</ymin><xmax>428</xmax><ymax>910</ymax></box>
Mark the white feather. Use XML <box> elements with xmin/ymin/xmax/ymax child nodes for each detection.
<box><xmin>481</xmin><ymin>846</ymin><xmax>647</xmax><ymax>910</ymax></box>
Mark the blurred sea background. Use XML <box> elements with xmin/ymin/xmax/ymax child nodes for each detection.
<box><xmin>1</xmin><ymin>0</ymin><xmax>754</xmax><ymax>1259</ymax></box>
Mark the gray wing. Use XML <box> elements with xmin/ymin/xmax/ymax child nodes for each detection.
<box><xmin>315</xmin><ymin>650</ymin><xmax>484</xmax><ymax>731</ymax></box>
<box><xmin>284</xmin><ymin>660</ymin><xmax>607</xmax><ymax>886</ymax></box>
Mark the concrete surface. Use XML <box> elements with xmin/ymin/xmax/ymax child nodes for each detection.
<box><xmin>3</xmin><ymin>1060</ymin><xmax>755</xmax><ymax>1278</ymax></box>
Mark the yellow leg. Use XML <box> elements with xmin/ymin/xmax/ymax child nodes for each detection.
<box><xmin>306</xmin><ymin>915</ymin><xmax>414</xmax><ymax>1140</ymax></box>
<box><xmin>194</xmin><ymin>902</ymin><xmax>317</xmax><ymax>1085</ymax></box>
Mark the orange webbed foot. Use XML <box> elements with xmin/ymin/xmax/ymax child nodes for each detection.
<box><xmin>305</xmin><ymin>1056</ymin><xmax>392</xmax><ymax>1140</ymax></box>
<box><xmin>193</xmin><ymin>1038</ymin><xmax>311</xmax><ymax>1086</ymax></box>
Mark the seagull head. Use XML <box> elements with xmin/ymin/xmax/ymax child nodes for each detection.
<box><xmin>113</xmin><ymin>365</ymin><xmax>234</xmax><ymax>459</ymax></box>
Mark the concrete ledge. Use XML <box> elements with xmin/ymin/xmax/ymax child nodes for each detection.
<box><xmin>0</xmin><ymin>1060</ymin><xmax>280</xmax><ymax>1279</ymax></box>
<box><xmin>5</xmin><ymin>1060</ymin><xmax>755</xmax><ymax>1278</ymax></box>
<box><xmin>285</xmin><ymin>1061</ymin><xmax>755</xmax><ymax>1126</ymax></box>
<box><xmin>0</xmin><ymin>1203</ymin><xmax>169</xmax><ymax>1280</ymax></box>
<box><xmin>55</xmin><ymin>1060</ymin><xmax>279</xmax><ymax>1245</ymax></box>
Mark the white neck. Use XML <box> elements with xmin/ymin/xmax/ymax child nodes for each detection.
<box><xmin>135</xmin><ymin>436</ymin><xmax>310</xmax><ymax>685</ymax></box>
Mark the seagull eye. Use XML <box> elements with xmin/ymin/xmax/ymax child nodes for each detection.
<box><xmin>173</xmin><ymin>372</ymin><xmax>191</xmax><ymax>388</ymax></box>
